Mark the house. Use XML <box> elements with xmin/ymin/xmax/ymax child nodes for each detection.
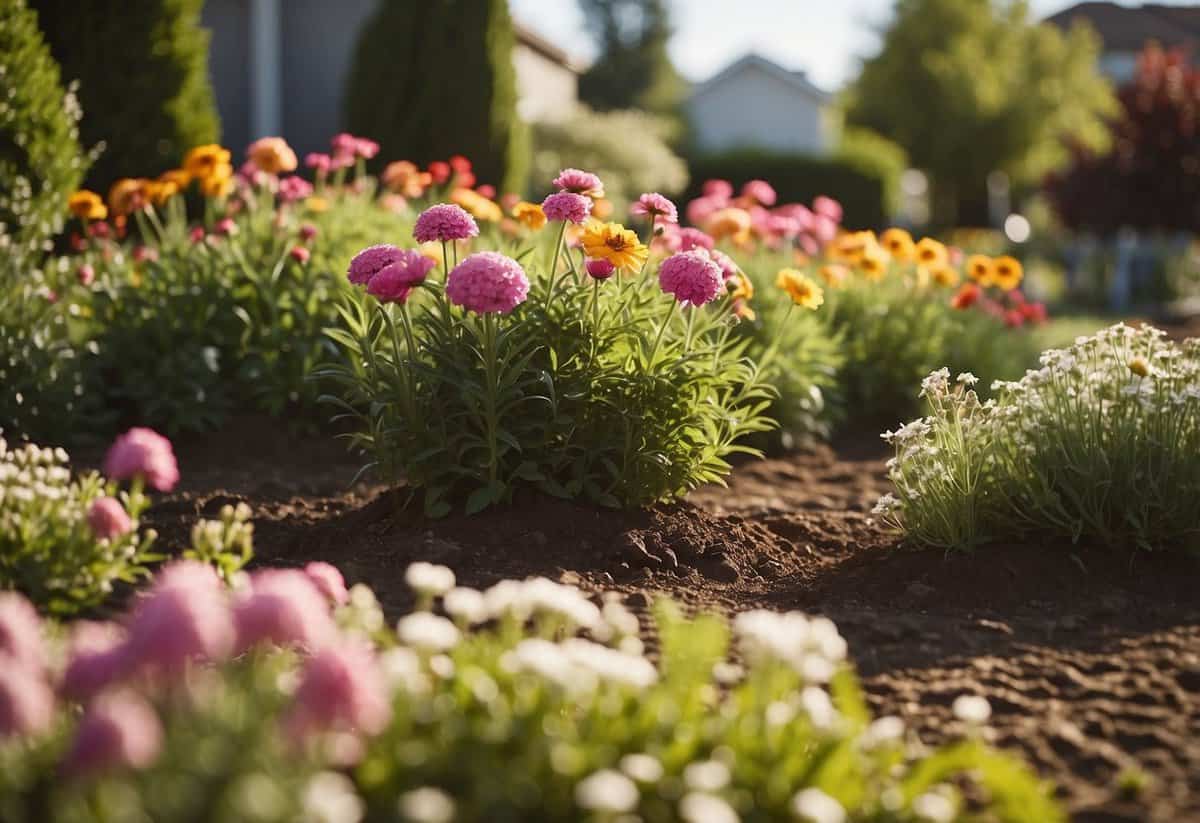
<box><xmin>200</xmin><ymin>0</ymin><xmax>580</xmax><ymax>159</ymax></box>
<box><xmin>1046</xmin><ymin>2</ymin><xmax>1200</xmax><ymax>84</ymax></box>
<box><xmin>686</xmin><ymin>54</ymin><xmax>833</xmax><ymax>156</ymax></box>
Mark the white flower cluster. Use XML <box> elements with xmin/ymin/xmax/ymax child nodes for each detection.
<box><xmin>733</xmin><ymin>610</ymin><xmax>848</xmax><ymax>683</ymax></box>
<box><xmin>0</xmin><ymin>437</ymin><xmax>72</xmax><ymax>508</ymax></box>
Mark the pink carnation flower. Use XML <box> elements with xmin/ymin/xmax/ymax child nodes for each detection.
<box><xmin>813</xmin><ymin>195</ymin><xmax>843</xmax><ymax>223</ymax></box>
<box><xmin>277</xmin><ymin>175</ymin><xmax>313</xmax><ymax>203</ymax></box>
<box><xmin>811</xmin><ymin>213</ymin><xmax>838</xmax><ymax>246</ymax></box>
<box><xmin>87</xmin><ymin>497</ymin><xmax>132</xmax><ymax>541</ymax></box>
<box><xmin>233</xmin><ymin>569</ymin><xmax>336</xmax><ymax>653</ymax></box>
<box><xmin>305</xmin><ymin>153</ymin><xmax>332</xmax><ymax>174</ymax></box>
<box><xmin>541</xmin><ymin>192</ymin><xmax>592</xmax><ymax>224</ymax></box>
<box><xmin>445</xmin><ymin>252</ymin><xmax>530</xmax><ymax>315</ymax></box>
<box><xmin>354</xmin><ymin>138</ymin><xmax>380</xmax><ymax>159</ymax></box>
<box><xmin>552</xmin><ymin>168</ymin><xmax>604</xmax><ymax>197</ymax></box>
<box><xmin>123</xmin><ymin>561</ymin><xmax>233</xmax><ymax>675</ymax></box>
<box><xmin>708</xmin><ymin>249</ymin><xmax>741</xmax><ymax>282</ymax></box>
<box><xmin>742</xmin><ymin>179</ymin><xmax>777</xmax><ymax>207</ymax></box>
<box><xmin>61</xmin><ymin>621</ymin><xmax>128</xmax><ymax>702</ymax></box>
<box><xmin>330</xmin><ymin>133</ymin><xmax>359</xmax><ymax>158</ymax></box>
<box><xmin>774</xmin><ymin>203</ymin><xmax>815</xmax><ymax>231</ymax></box>
<box><xmin>285</xmin><ymin>643</ymin><xmax>391</xmax><ymax>742</ymax></box>
<box><xmin>348</xmin><ymin>244</ymin><xmax>403</xmax><ymax>286</ymax></box>
<box><xmin>104</xmin><ymin>428</ymin><xmax>179</xmax><ymax>492</ymax></box>
<box><xmin>413</xmin><ymin>204</ymin><xmax>480</xmax><ymax>243</ymax></box>
<box><xmin>630</xmin><ymin>192</ymin><xmax>678</xmax><ymax>224</ymax></box>
<box><xmin>659</xmin><ymin>251</ymin><xmax>724</xmax><ymax>306</ymax></box>
<box><xmin>0</xmin><ymin>592</ymin><xmax>44</xmax><ymax>672</ymax></box>
<box><xmin>0</xmin><ymin>666</ymin><xmax>54</xmax><ymax>740</ymax></box>
<box><xmin>678</xmin><ymin>228</ymin><xmax>715</xmax><ymax>252</ymax></box>
<box><xmin>304</xmin><ymin>562</ymin><xmax>349</xmax><ymax>606</ymax></box>
<box><xmin>702</xmin><ymin>179</ymin><xmax>734</xmax><ymax>200</ymax></box>
<box><xmin>586</xmin><ymin>258</ymin><xmax>616</xmax><ymax>280</ymax></box>
<box><xmin>63</xmin><ymin>692</ymin><xmax>162</xmax><ymax>777</ymax></box>
<box><xmin>366</xmin><ymin>250</ymin><xmax>435</xmax><ymax>304</ymax></box>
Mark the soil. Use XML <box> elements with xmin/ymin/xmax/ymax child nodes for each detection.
<box><xmin>130</xmin><ymin>417</ymin><xmax>1200</xmax><ymax>823</ymax></box>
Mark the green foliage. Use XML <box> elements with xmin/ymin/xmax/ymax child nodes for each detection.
<box><xmin>345</xmin><ymin>0</ymin><xmax>528</xmax><ymax>192</ymax></box>
<box><xmin>878</xmin><ymin>324</ymin><xmax>1200</xmax><ymax>550</ymax></box>
<box><xmin>0</xmin><ymin>0</ymin><xmax>86</xmax><ymax>250</ymax></box>
<box><xmin>686</xmin><ymin>150</ymin><xmax>892</xmax><ymax>227</ymax></box>
<box><xmin>530</xmin><ymin>106</ymin><xmax>689</xmax><ymax>204</ymax></box>
<box><xmin>845</xmin><ymin>0</ymin><xmax>1116</xmax><ymax>225</ymax></box>
<box><xmin>834</xmin><ymin>127</ymin><xmax>909</xmax><ymax>220</ymax></box>
<box><xmin>0</xmin><ymin>437</ymin><xmax>156</xmax><ymax>616</ymax></box>
<box><xmin>578</xmin><ymin>0</ymin><xmax>687</xmax><ymax>121</ymax></box>
<box><xmin>30</xmin><ymin>0</ymin><xmax>220</xmax><ymax>191</ymax></box>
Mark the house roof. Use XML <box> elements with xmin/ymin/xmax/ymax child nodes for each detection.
<box><xmin>688</xmin><ymin>53</ymin><xmax>831</xmax><ymax>104</ymax></box>
<box><xmin>1046</xmin><ymin>2</ymin><xmax>1200</xmax><ymax>52</ymax></box>
<box><xmin>513</xmin><ymin>22</ymin><xmax>583</xmax><ymax>74</ymax></box>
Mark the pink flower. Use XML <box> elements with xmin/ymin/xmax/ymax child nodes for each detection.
<box><xmin>742</xmin><ymin>179</ymin><xmax>777</xmax><ymax>206</ymax></box>
<box><xmin>413</xmin><ymin>204</ymin><xmax>480</xmax><ymax>243</ymax></box>
<box><xmin>304</xmin><ymin>562</ymin><xmax>349</xmax><ymax>606</ymax></box>
<box><xmin>277</xmin><ymin>175</ymin><xmax>313</xmax><ymax>203</ymax></box>
<box><xmin>0</xmin><ymin>666</ymin><xmax>54</xmax><ymax>740</ymax></box>
<box><xmin>446</xmin><ymin>252</ymin><xmax>530</xmax><ymax>315</ymax></box>
<box><xmin>213</xmin><ymin>217</ymin><xmax>238</xmax><ymax>237</ymax></box>
<box><xmin>61</xmin><ymin>621</ymin><xmax>127</xmax><ymax>702</ymax></box>
<box><xmin>708</xmin><ymin>249</ymin><xmax>740</xmax><ymax>282</ymax></box>
<box><xmin>541</xmin><ymin>192</ymin><xmax>591</xmax><ymax>224</ymax></box>
<box><xmin>428</xmin><ymin>161</ymin><xmax>451</xmax><ymax>184</ymax></box>
<box><xmin>552</xmin><ymin>168</ymin><xmax>604</xmax><ymax>198</ymax></box>
<box><xmin>285</xmin><ymin>643</ymin><xmax>391</xmax><ymax>742</ymax></box>
<box><xmin>88</xmin><ymin>221</ymin><xmax>111</xmax><ymax>239</ymax></box>
<box><xmin>44</xmin><ymin>289</ymin><xmax>58</xmax><ymax>304</ymax></box>
<box><xmin>289</xmin><ymin>246</ymin><xmax>311</xmax><ymax>264</ymax></box>
<box><xmin>63</xmin><ymin>692</ymin><xmax>162</xmax><ymax>776</ymax></box>
<box><xmin>585</xmin><ymin>258</ymin><xmax>616</xmax><ymax>280</ymax></box>
<box><xmin>237</xmin><ymin>160</ymin><xmax>268</xmax><ymax>187</ymax></box>
<box><xmin>348</xmin><ymin>244</ymin><xmax>404</xmax><ymax>286</ymax></box>
<box><xmin>366</xmin><ymin>249</ymin><xmax>434</xmax><ymax>304</ymax></box>
<box><xmin>123</xmin><ymin>561</ymin><xmax>233</xmax><ymax>675</ymax></box>
<box><xmin>659</xmin><ymin>251</ymin><xmax>724</xmax><ymax>306</ymax></box>
<box><xmin>87</xmin><ymin>497</ymin><xmax>132</xmax><ymax>541</ymax></box>
<box><xmin>354</xmin><ymin>138</ymin><xmax>380</xmax><ymax>159</ymax></box>
<box><xmin>811</xmin><ymin>214</ymin><xmax>838</xmax><ymax>246</ymax></box>
<box><xmin>678</xmin><ymin>228</ymin><xmax>715</xmax><ymax>252</ymax></box>
<box><xmin>774</xmin><ymin>203</ymin><xmax>815</xmax><ymax>231</ymax></box>
<box><xmin>78</xmin><ymin>264</ymin><xmax>95</xmax><ymax>286</ymax></box>
<box><xmin>702</xmin><ymin>179</ymin><xmax>734</xmax><ymax>200</ymax></box>
<box><xmin>767</xmin><ymin>214</ymin><xmax>801</xmax><ymax>237</ymax></box>
<box><xmin>104</xmin><ymin>428</ymin><xmax>179</xmax><ymax>492</ymax></box>
<box><xmin>132</xmin><ymin>246</ymin><xmax>158</xmax><ymax>263</ymax></box>
<box><xmin>812</xmin><ymin>195</ymin><xmax>843</xmax><ymax>223</ymax></box>
<box><xmin>476</xmin><ymin>183</ymin><xmax>496</xmax><ymax>199</ymax></box>
<box><xmin>686</xmin><ymin>195</ymin><xmax>723</xmax><ymax>229</ymax></box>
<box><xmin>330</xmin><ymin>133</ymin><xmax>359</xmax><ymax>157</ymax></box>
<box><xmin>630</xmin><ymin>193</ymin><xmax>678</xmax><ymax>224</ymax></box>
<box><xmin>305</xmin><ymin>153</ymin><xmax>332</xmax><ymax>174</ymax></box>
<box><xmin>189</xmin><ymin>226</ymin><xmax>206</xmax><ymax>244</ymax></box>
<box><xmin>299</xmin><ymin>223</ymin><xmax>318</xmax><ymax>242</ymax></box>
<box><xmin>0</xmin><ymin>592</ymin><xmax>44</xmax><ymax>672</ymax></box>
<box><xmin>233</xmin><ymin>569</ymin><xmax>336</xmax><ymax>653</ymax></box>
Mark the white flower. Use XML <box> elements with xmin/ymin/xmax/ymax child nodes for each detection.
<box><xmin>404</xmin><ymin>562</ymin><xmax>456</xmax><ymax>597</ymax></box>
<box><xmin>912</xmin><ymin>790</ymin><xmax>956</xmax><ymax>822</ymax></box>
<box><xmin>919</xmin><ymin>368</ymin><xmax>951</xmax><ymax>399</ymax></box>
<box><xmin>620</xmin><ymin>753</ymin><xmax>664</xmax><ymax>784</ymax></box>
<box><xmin>800</xmin><ymin>686</ymin><xmax>839</xmax><ymax>731</ymax></box>
<box><xmin>861</xmin><ymin>716</ymin><xmax>905</xmax><ymax>750</ymax></box>
<box><xmin>679</xmin><ymin>792</ymin><xmax>740</xmax><ymax>823</ymax></box>
<box><xmin>792</xmin><ymin>787</ymin><xmax>845</xmax><ymax>823</ymax></box>
<box><xmin>377</xmin><ymin>646</ymin><xmax>427</xmax><ymax>694</ymax></box>
<box><xmin>396</xmin><ymin>612</ymin><xmax>460</xmax><ymax>652</ymax></box>
<box><xmin>574</xmin><ymin>769</ymin><xmax>639</xmax><ymax>813</ymax></box>
<box><xmin>952</xmin><ymin>694</ymin><xmax>991</xmax><ymax>724</ymax></box>
<box><xmin>956</xmin><ymin>372</ymin><xmax>978</xmax><ymax>387</ymax></box>
<box><xmin>442</xmin><ymin>587</ymin><xmax>486</xmax><ymax>624</ymax></box>
<box><xmin>301</xmin><ymin>772</ymin><xmax>364</xmax><ymax>823</ymax></box>
<box><xmin>684</xmin><ymin>760</ymin><xmax>731</xmax><ymax>792</ymax></box>
<box><xmin>397</xmin><ymin>787</ymin><xmax>455</xmax><ymax>823</ymax></box>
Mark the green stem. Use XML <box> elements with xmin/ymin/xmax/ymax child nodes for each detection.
<box><xmin>545</xmin><ymin>221</ymin><xmax>568</xmax><ymax>310</ymax></box>
<box><xmin>481</xmin><ymin>312</ymin><xmax>500</xmax><ymax>488</ymax></box>
<box><xmin>647</xmin><ymin>300</ymin><xmax>677</xmax><ymax>365</ymax></box>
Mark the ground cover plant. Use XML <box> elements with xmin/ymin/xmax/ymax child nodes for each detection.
<box><xmin>877</xmin><ymin>323</ymin><xmax>1200</xmax><ymax>550</ymax></box>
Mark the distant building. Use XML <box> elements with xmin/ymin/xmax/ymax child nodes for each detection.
<box><xmin>200</xmin><ymin>0</ymin><xmax>579</xmax><ymax>158</ymax></box>
<box><xmin>1046</xmin><ymin>2</ymin><xmax>1200</xmax><ymax>84</ymax></box>
<box><xmin>686</xmin><ymin>54</ymin><xmax>833</xmax><ymax>156</ymax></box>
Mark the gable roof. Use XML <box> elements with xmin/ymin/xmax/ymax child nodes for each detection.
<box><xmin>513</xmin><ymin>22</ymin><xmax>583</xmax><ymax>73</ymax></box>
<box><xmin>1046</xmin><ymin>2</ymin><xmax>1200</xmax><ymax>52</ymax></box>
<box><xmin>689</xmin><ymin>53</ymin><xmax>831</xmax><ymax>105</ymax></box>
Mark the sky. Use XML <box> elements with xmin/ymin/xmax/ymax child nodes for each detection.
<box><xmin>509</xmin><ymin>0</ymin><xmax>1196</xmax><ymax>91</ymax></box>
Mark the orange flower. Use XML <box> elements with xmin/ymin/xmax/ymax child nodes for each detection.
<box><xmin>706</xmin><ymin>208</ymin><xmax>753</xmax><ymax>243</ymax></box>
<box><xmin>992</xmin><ymin>256</ymin><xmax>1023</xmax><ymax>291</ymax></box>
<box><xmin>591</xmin><ymin>198</ymin><xmax>614</xmax><ymax>220</ymax></box>
<box><xmin>183</xmin><ymin>144</ymin><xmax>232</xmax><ymax>180</ymax></box>
<box><xmin>199</xmin><ymin>167</ymin><xmax>234</xmax><ymax>198</ymax></box>
<box><xmin>927</xmin><ymin>263</ymin><xmax>960</xmax><ymax>288</ymax></box>
<box><xmin>915</xmin><ymin>237</ymin><xmax>948</xmax><ymax>267</ymax></box>
<box><xmin>859</xmin><ymin>244</ymin><xmax>890</xmax><ymax>281</ymax></box>
<box><xmin>732</xmin><ymin>299</ymin><xmax>756</xmax><ymax>321</ymax></box>
<box><xmin>68</xmin><ymin>190</ymin><xmax>107</xmax><ymax>221</ymax></box>
<box><xmin>451</xmin><ymin>187</ymin><xmax>502</xmax><ymax>222</ymax></box>
<box><xmin>246</xmin><ymin>137</ymin><xmax>297</xmax><ymax>174</ymax></box>
<box><xmin>107</xmin><ymin>178</ymin><xmax>149</xmax><ymax>216</ymax></box>
<box><xmin>511</xmin><ymin>201</ymin><xmax>547</xmax><ymax>231</ymax></box>
<box><xmin>382</xmin><ymin>160</ymin><xmax>432</xmax><ymax>198</ymax></box>
<box><xmin>880</xmin><ymin>227</ymin><xmax>915</xmax><ymax>261</ymax></box>
<box><xmin>830</xmin><ymin>230</ymin><xmax>876</xmax><ymax>264</ymax></box>
<box><xmin>144</xmin><ymin>180</ymin><xmax>179</xmax><ymax>206</ymax></box>
<box><xmin>965</xmin><ymin>255</ymin><xmax>994</xmax><ymax>285</ymax></box>
<box><xmin>819</xmin><ymin>264</ymin><xmax>849</xmax><ymax>288</ymax></box>
<box><xmin>729</xmin><ymin>271</ymin><xmax>754</xmax><ymax>302</ymax></box>
<box><xmin>581</xmin><ymin>221</ymin><xmax>649</xmax><ymax>270</ymax></box>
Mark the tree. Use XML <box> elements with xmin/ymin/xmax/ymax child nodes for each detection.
<box><xmin>345</xmin><ymin>0</ymin><xmax>528</xmax><ymax>193</ymax></box>
<box><xmin>845</xmin><ymin>0</ymin><xmax>1116</xmax><ymax>226</ymax></box>
<box><xmin>30</xmin><ymin>0</ymin><xmax>220</xmax><ymax>191</ymax></box>
<box><xmin>0</xmin><ymin>0</ymin><xmax>85</xmax><ymax>250</ymax></box>
<box><xmin>578</xmin><ymin>0</ymin><xmax>685</xmax><ymax>120</ymax></box>
<box><xmin>1046</xmin><ymin>44</ymin><xmax>1200</xmax><ymax>233</ymax></box>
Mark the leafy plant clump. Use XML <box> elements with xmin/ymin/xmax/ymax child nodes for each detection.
<box><xmin>877</xmin><ymin>324</ymin><xmax>1200</xmax><ymax>550</ymax></box>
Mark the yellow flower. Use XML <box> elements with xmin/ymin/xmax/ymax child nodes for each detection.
<box><xmin>581</xmin><ymin>221</ymin><xmax>649</xmax><ymax>270</ymax></box>
<box><xmin>992</xmin><ymin>255</ymin><xmax>1023</xmax><ymax>291</ymax></box>
<box><xmin>511</xmin><ymin>201</ymin><xmax>547</xmax><ymax>231</ymax></box>
<box><xmin>915</xmin><ymin>237</ymin><xmax>948</xmax><ymax>267</ymax></box>
<box><xmin>819</xmin><ymin>264</ymin><xmax>849</xmax><ymax>288</ymax></box>
<box><xmin>183</xmin><ymin>144</ymin><xmax>232</xmax><ymax>180</ymax></box>
<box><xmin>144</xmin><ymin>179</ymin><xmax>179</xmax><ymax>206</ymax></box>
<box><xmin>706</xmin><ymin>207</ymin><xmax>753</xmax><ymax>243</ymax></box>
<box><xmin>880</xmin><ymin>227</ymin><xmax>915</xmax><ymax>261</ymax></box>
<box><xmin>776</xmin><ymin>268</ymin><xmax>824</xmax><ymax>310</ymax></box>
<box><xmin>591</xmin><ymin>197</ymin><xmax>614</xmax><ymax>220</ymax></box>
<box><xmin>965</xmin><ymin>254</ymin><xmax>994</xmax><ymax>285</ymax></box>
<box><xmin>830</xmin><ymin>230</ymin><xmax>876</xmax><ymax>264</ymax></box>
<box><xmin>1129</xmin><ymin>356</ymin><xmax>1150</xmax><ymax>378</ymax></box>
<box><xmin>305</xmin><ymin>196</ymin><xmax>329</xmax><ymax>213</ymax></box>
<box><xmin>927</xmin><ymin>262</ymin><xmax>960</xmax><ymax>288</ymax></box>
<box><xmin>107</xmin><ymin>178</ymin><xmax>149</xmax><ymax>216</ymax></box>
<box><xmin>729</xmin><ymin>271</ymin><xmax>754</xmax><ymax>302</ymax></box>
<box><xmin>732</xmin><ymin>299</ymin><xmax>756</xmax><ymax>321</ymax></box>
<box><xmin>451</xmin><ymin>188</ymin><xmax>502</xmax><ymax>222</ymax></box>
<box><xmin>67</xmin><ymin>190</ymin><xmax>107</xmax><ymax>220</ymax></box>
<box><xmin>199</xmin><ymin>167</ymin><xmax>234</xmax><ymax>198</ymax></box>
<box><xmin>859</xmin><ymin>244</ymin><xmax>890</xmax><ymax>282</ymax></box>
<box><xmin>159</xmin><ymin>168</ymin><xmax>192</xmax><ymax>189</ymax></box>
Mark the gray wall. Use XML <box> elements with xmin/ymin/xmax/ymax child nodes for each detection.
<box><xmin>203</xmin><ymin>0</ymin><xmax>252</xmax><ymax>156</ymax></box>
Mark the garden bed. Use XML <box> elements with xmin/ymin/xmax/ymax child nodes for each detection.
<box><xmin>124</xmin><ymin>416</ymin><xmax>1200</xmax><ymax>823</ymax></box>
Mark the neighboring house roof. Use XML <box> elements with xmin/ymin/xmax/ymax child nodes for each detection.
<box><xmin>1046</xmin><ymin>2</ymin><xmax>1200</xmax><ymax>52</ymax></box>
<box><xmin>688</xmin><ymin>53</ymin><xmax>831</xmax><ymax>105</ymax></box>
<box><xmin>513</xmin><ymin>22</ymin><xmax>583</xmax><ymax>73</ymax></box>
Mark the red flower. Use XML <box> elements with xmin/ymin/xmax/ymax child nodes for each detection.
<box><xmin>449</xmin><ymin>155</ymin><xmax>472</xmax><ymax>173</ymax></box>
<box><xmin>1004</xmin><ymin>309</ymin><xmax>1025</xmax><ymax>328</ymax></box>
<box><xmin>428</xmin><ymin>161</ymin><xmax>451</xmax><ymax>184</ymax></box>
<box><xmin>950</xmin><ymin>283</ymin><xmax>980</xmax><ymax>310</ymax></box>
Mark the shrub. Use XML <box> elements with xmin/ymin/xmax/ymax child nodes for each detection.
<box><xmin>30</xmin><ymin>0</ymin><xmax>220</xmax><ymax>190</ymax></box>
<box><xmin>834</xmin><ymin>127</ymin><xmax>908</xmax><ymax>220</ymax></box>
<box><xmin>345</xmin><ymin>0</ymin><xmax>528</xmax><ymax>193</ymax></box>
<box><xmin>0</xmin><ymin>0</ymin><xmax>86</xmax><ymax>250</ymax></box>
<box><xmin>0</xmin><ymin>561</ymin><xmax>1064</xmax><ymax>822</ymax></box>
<box><xmin>877</xmin><ymin>324</ymin><xmax>1200</xmax><ymax>550</ymax></box>
<box><xmin>530</xmin><ymin>105</ymin><xmax>689</xmax><ymax>204</ymax></box>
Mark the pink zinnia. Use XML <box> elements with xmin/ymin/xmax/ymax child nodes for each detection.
<box><xmin>812</xmin><ymin>195</ymin><xmax>843</xmax><ymax>223</ymax></box>
<box><xmin>104</xmin><ymin>428</ymin><xmax>179</xmax><ymax>492</ymax></box>
<box><xmin>61</xmin><ymin>621</ymin><xmax>128</xmax><ymax>702</ymax></box>
<box><xmin>189</xmin><ymin>226</ymin><xmax>206</xmax><ymax>244</ymax></box>
<box><xmin>476</xmin><ymin>183</ymin><xmax>496</xmax><ymax>199</ymax></box>
<box><xmin>552</xmin><ymin>168</ymin><xmax>604</xmax><ymax>198</ymax></box>
<box><xmin>63</xmin><ymin>692</ymin><xmax>162</xmax><ymax>777</ymax></box>
<box><xmin>774</xmin><ymin>203</ymin><xmax>815</xmax><ymax>231</ymax></box>
<box><xmin>742</xmin><ymin>179</ymin><xmax>777</xmax><ymax>207</ymax></box>
<box><xmin>585</xmin><ymin>258</ymin><xmax>616</xmax><ymax>280</ymax></box>
<box><xmin>708</xmin><ymin>249</ymin><xmax>740</xmax><ymax>282</ymax></box>
<box><xmin>659</xmin><ymin>251</ymin><xmax>724</xmax><ymax>306</ymax></box>
<box><xmin>304</xmin><ymin>562</ymin><xmax>349</xmax><ymax>606</ymax></box>
<box><xmin>630</xmin><ymin>193</ymin><xmax>678</xmax><ymax>224</ymax></box>
<box><xmin>214</xmin><ymin>217</ymin><xmax>238</xmax><ymax>237</ymax></box>
<box><xmin>330</xmin><ymin>133</ymin><xmax>359</xmax><ymax>157</ymax></box>
<box><xmin>305</xmin><ymin>153</ymin><xmax>332</xmax><ymax>174</ymax></box>
<box><xmin>703</xmin><ymin>179</ymin><xmax>734</xmax><ymax>200</ymax></box>
<box><xmin>285</xmin><ymin>643</ymin><xmax>391</xmax><ymax>742</ymax></box>
<box><xmin>366</xmin><ymin>249</ymin><xmax>435</xmax><ymax>304</ymax></box>
<box><xmin>277</xmin><ymin>175</ymin><xmax>313</xmax><ymax>203</ymax></box>
<box><xmin>811</xmin><ymin>214</ymin><xmax>838</xmax><ymax>246</ymax></box>
<box><xmin>78</xmin><ymin>263</ymin><xmax>95</xmax><ymax>286</ymax></box>
<box><xmin>87</xmin><ymin>497</ymin><xmax>132</xmax><ymax>541</ymax></box>
<box><xmin>289</xmin><ymin>246</ymin><xmax>311</xmax><ymax>264</ymax></box>
<box><xmin>0</xmin><ymin>666</ymin><xmax>54</xmax><ymax>740</ymax></box>
<box><xmin>0</xmin><ymin>592</ymin><xmax>44</xmax><ymax>672</ymax></box>
<box><xmin>446</xmin><ymin>252</ymin><xmax>530</xmax><ymax>315</ymax></box>
<box><xmin>413</xmin><ymin>204</ymin><xmax>479</xmax><ymax>243</ymax></box>
<box><xmin>678</xmin><ymin>228</ymin><xmax>715</xmax><ymax>252</ymax></box>
<box><xmin>233</xmin><ymin>569</ymin><xmax>336</xmax><ymax>653</ymax></box>
<box><xmin>685</xmin><ymin>197</ymin><xmax>723</xmax><ymax>229</ymax></box>
<box><xmin>354</xmin><ymin>138</ymin><xmax>380</xmax><ymax>159</ymax></box>
<box><xmin>541</xmin><ymin>192</ymin><xmax>591</xmax><ymax>224</ymax></box>
<box><xmin>348</xmin><ymin>244</ymin><xmax>403</xmax><ymax>286</ymax></box>
<box><xmin>123</xmin><ymin>561</ymin><xmax>233</xmax><ymax>675</ymax></box>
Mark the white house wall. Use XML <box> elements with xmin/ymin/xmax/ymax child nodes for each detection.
<box><xmin>513</xmin><ymin>45</ymin><xmax>577</xmax><ymax>123</ymax></box>
<box><xmin>688</xmin><ymin>63</ymin><xmax>827</xmax><ymax>155</ymax></box>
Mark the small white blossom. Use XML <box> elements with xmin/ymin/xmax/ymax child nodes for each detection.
<box><xmin>952</xmin><ymin>694</ymin><xmax>992</xmax><ymax>724</ymax></box>
<box><xmin>792</xmin><ymin>788</ymin><xmax>845</xmax><ymax>823</ymax></box>
<box><xmin>397</xmin><ymin>787</ymin><xmax>455</xmax><ymax>823</ymax></box>
<box><xmin>404</xmin><ymin>562</ymin><xmax>456</xmax><ymax>597</ymax></box>
<box><xmin>574</xmin><ymin>769</ymin><xmax>639</xmax><ymax>813</ymax></box>
<box><xmin>396</xmin><ymin>612</ymin><xmax>460</xmax><ymax>652</ymax></box>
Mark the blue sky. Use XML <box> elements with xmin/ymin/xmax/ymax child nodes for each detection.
<box><xmin>510</xmin><ymin>0</ymin><xmax>1194</xmax><ymax>91</ymax></box>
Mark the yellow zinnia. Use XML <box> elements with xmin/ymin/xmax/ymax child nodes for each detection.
<box><xmin>992</xmin><ymin>256</ymin><xmax>1023</xmax><ymax>291</ymax></box>
<box><xmin>183</xmin><ymin>144</ymin><xmax>232</xmax><ymax>180</ymax></box>
<box><xmin>581</xmin><ymin>222</ymin><xmax>648</xmax><ymax>270</ymax></box>
<box><xmin>199</xmin><ymin>167</ymin><xmax>234</xmax><ymax>198</ymax></box>
<box><xmin>831</xmin><ymin>230</ymin><xmax>876</xmax><ymax>264</ymax></box>
<box><xmin>819</xmin><ymin>264</ymin><xmax>849</xmax><ymax>288</ymax></box>
<box><xmin>107</xmin><ymin>178</ymin><xmax>149</xmax><ymax>216</ymax></box>
<box><xmin>511</xmin><ymin>201</ymin><xmax>547</xmax><ymax>231</ymax></box>
<box><xmin>776</xmin><ymin>268</ymin><xmax>824</xmax><ymax>310</ymax></box>
<box><xmin>159</xmin><ymin>168</ymin><xmax>191</xmax><ymax>189</ymax></box>
<box><xmin>927</xmin><ymin>262</ymin><xmax>960</xmax><ymax>288</ymax></box>
<box><xmin>68</xmin><ymin>190</ymin><xmax>107</xmax><ymax>221</ymax></box>
<box><xmin>965</xmin><ymin>255</ymin><xmax>994</xmax><ymax>285</ymax></box>
<box><xmin>729</xmin><ymin>271</ymin><xmax>754</xmax><ymax>302</ymax></box>
<box><xmin>859</xmin><ymin>244</ymin><xmax>890</xmax><ymax>282</ymax></box>
<box><xmin>145</xmin><ymin>179</ymin><xmax>180</xmax><ymax>206</ymax></box>
<box><xmin>915</xmin><ymin>237</ymin><xmax>948</xmax><ymax>267</ymax></box>
<box><xmin>880</xmin><ymin>227</ymin><xmax>915</xmax><ymax>261</ymax></box>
